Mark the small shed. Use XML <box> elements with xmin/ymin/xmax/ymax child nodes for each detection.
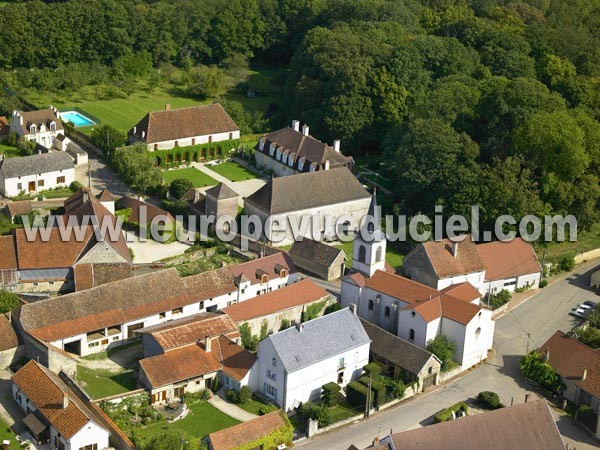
<box><xmin>289</xmin><ymin>237</ymin><xmax>346</xmax><ymax>281</ymax></box>
<box><xmin>591</xmin><ymin>266</ymin><xmax>600</xmax><ymax>289</ymax></box>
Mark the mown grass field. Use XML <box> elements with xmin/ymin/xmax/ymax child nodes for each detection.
<box><xmin>0</xmin><ymin>419</ymin><xmax>20</xmax><ymax>450</ymax></box>
<box><xmin>76</xmin><ymin>366</ymin><xmax>138</xmax><ymax>399</ymax></box>
<box><xmin>162</xmin><ymin>167</ymin><xmax>217</xmax><ymax>187</ymax></box>
<box><xmin>210</xmin><ymin>161</ymin><xmax>259</xmax><ymax>181</ymax></box>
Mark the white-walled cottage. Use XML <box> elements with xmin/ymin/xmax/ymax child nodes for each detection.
<box><xmin>256</xmin><ymin>308</ymin><xmax>370</xmax><ymax>411</ymax></box>
<box><xmin>12</xmin><ymin>360</ymin><xmax>110</xmax><ymax>449</ymax></box>
<box><xmin>10</xmin><ymin>107</ymin><xmax>64</xmax><ymax>149</ymax></box>
<box><xmin>128</xmin><ymin>103</ymin><xmax>240</xmax><ymax>151</ymax></box>
<box><xmin>0</xmin><ymin>151</ymin><xmax>74</xmax><ymax>197</ymax></box>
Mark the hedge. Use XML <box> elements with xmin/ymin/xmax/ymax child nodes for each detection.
<box><xmin>434</xmin><ymin>401</ymin><xmax>469</xmax><ymax>423</ymax></box>
<box><xmin>346</xmin><ymin>381</ymin><xmax>372</xmax><ymax>409</ymax></box>
<box><xmin>150</xmin><ymin>139</ymin><xmax>243</xmax><ymax>167</ymax></box>
<box><xmin>360</xmin><ymin>376</ymin><xmax>386</xmax><ymax>407</ymax></box>
<box><xmin>321</xmin><ymin>382</ymin><xmax>342</xmax><ymax>406</ymax></box>
<box><xmin>232</xmin><ymin>412</ymin><xmax>294</xmax><ymax>450</ymax></box>
<box><xmin>363</xmin><ymin>362</ymin><xmax>383</xmax><ymax>376</ymax></box>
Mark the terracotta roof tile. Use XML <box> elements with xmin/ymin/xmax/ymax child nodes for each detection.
<box><xmin>441</xmin><ymin>282</ymin><xmax>481</xmax><ymax>303</ymax></box>
<box><xmin>223</xmin><ymin>279</ymin><xmax>329</xmax><ymax>323</ymax></box>
<box><xmin>0</xmin><ymin>235</ymin><xmax>17</xmax><ymax>269</ymax></box>
<box><xmin>96</xmin><ymin>189</ymin><xmax>114</xmax><ymax>202</ymax></box>
<box><xmin>183</xmin><ymin>267</ymin><xmax>236</xmax><ymax>301</ymax></box>
<box><xmin>129</xmin><ymin>103</ymin><xmax>239</xmax><ymax>144</ymax></box>
<box><xmin>477</xmin><ymin>238</ymin><xmax>542</xmax><ymax>281</ymax></box>
<box><xmin>208</xmin><ymin>410</ymin><xmax>289</xmax><ymax>450</ymax></box>
<box><xmin>0</xmin><ymin>314</ymin><xmax>19</xmax><ymax>351</ymax></box>
<box><xmin>12</xmin><ymin>361</ymin><xmax>90</xmax><ymax>439</ymax></box>
<box><xmin>5</xmin><ymin>200</ymin><xmax>33</xmax><ymax>218</ymax></box>
<box><xmin>539</xmin><ymin>330</ymin><xmax>600</xmax><ymax>398</ymax></box>
<box><xmin>229</xmin><ymin>253</ymin><xmax>296</xmax><ymax>286</ymax></box>
<box><xmin>412</xmin><ymin>296</ymin><xmax>442</xmax><ymax>322</ymax></box>
<box><xmin>137</xmin><ymin>312</ymin><xmax>239</xmax><ymax>352</ymax></box>
<box><xmin>420</xmin><ymin>235</ymin><xmax>486</xmax><ymax>278</ymax></box>
<box><xmin>215</xmin><ymin>335</ymin><xmax>256</xmax><ymax>382</ymax></box>
<box><xmin>140</xmin><ymin>343</ymin><xmax>221</xmax><ymax>388</ymax></box>
<box><xmin>116</xmin><ymin>197</ymin><xmax>174</xmax><ymax>224</ymax></box>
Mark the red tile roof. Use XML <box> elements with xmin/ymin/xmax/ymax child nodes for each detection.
<box><xmin>477</xmin><ymin>238</ymin><xmax>542</xmax><ymax>281</ymax></box>
<box><xmin>0</xmin><ymin>235</ymin><xmax>17</xmax><ymax>270</ymax></box>
<box><xmin>223</xmin><ymin>279</ymin><xmax>329</xmax><ymax>323</ymax></box>
<box><xmin>129</xmin><ymin>103</ymin><xmax>239</xmax><ymax>144</ymax></box>
<box><xmin>208</xmin><ymin>410</ymin><xmax>289</xmax><ymax>450</ymax></box>
<box><xmin>441</xmin><ymin>282</ymin><xmax>481</xmax><ymax>303</ymax></box>
<box><xmin>230</xmin><ymin>253</ymin><xmax>296</xmax><ymax>286</ymax></box>
<box><xmin>0</xmin><ymin>314</ymin><xmax>19</xmax><ymax>351</ymax></box>
<box><xmin>12</xmin><ymin>361</ymin><xmax>90</xmax><ymax>439</ymax></box>
<box><xmin>183</xmin><ymin>267</ymin><xmax>236</xmax><ymax>301</ymax></box>
<box><xmin>116</xmin><ymin>196</ymin><xmax>174</xmax><ymax>225</ymax></box>
<box><xmin>215</xmin><ymin>335</ymin><xmax>256</xmax><ymax>382</ymax></box>
<box><xmin>539</xmin><ymin>330</ymin><xmax>600</xmax><ymax>398</ymax></box>
<box><xmin>140</xmin><ymin>343</ymin><xmax>221</xmax><ymax>388</ymax></box>
<box><xmin>421</xmin><ymin>235</ymin><xmax>486</xmax><ymax>278</ymax></box>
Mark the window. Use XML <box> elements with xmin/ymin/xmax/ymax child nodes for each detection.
<box><xmin>358</xmin><ymin>245</ymin><xmax>366</xmax><ymax>263</ymax></box>
<box><xmin>272</xmin><ymin>357</ymin><xmax>277</xmax><ymax>367</ymax></box>
<box><xmin>267</xmin><ymin>369</ymin><xmax>276</xmax><ymax>381</ymax></box>
<box><xmin>475</xmin><ymin>327</ymin><xmax>481</xmax><ymax>338</ymax></box>
<box><xmin>338</xmin><ymin>357</ymin><xmax>345</xmax><ymax>369</ymax></box>
<box><xmin>50</xmin><ymin>122</ymin><xmax>56</xmax><ymax>131</ymax></box>
<box><xmin>368</xmin><ymin>300</ymin><xmax>374</xmax><ymax>311</ymax></box>
<box><xmin>248</xmin><ymin>222</ymin><xmax>256</xmax><ymax>234</ymax></box>
<box><xmin>37</xmin><ymin>179</ymin><xmax>44</xmax><ymax>187</ymax></box>
<box><xmin>428</xmin><ymin>366</ymin><xmax>433</xmax><ymax>374</ymax></box>
<box><xmin>159</xmin><ymin>312</ymin><xmax>166</xmax><ymax>319</ymax></box>
<box><xmin>30</xmin><ymin>125</ymin><xmax>36</xmax><ymax>134</ymax></box>
<box><xmin>79</xmin><ymin>443</ymin><xmax>98</xmax><ymax>450</ymax></box>
<box><xmin>57</xmin><ymin>176</ymin><xmax>65</xmax><ymax>184</ymax></box>
<box><xmin>279</xmin><ymin>268</ymin><xmax>288</xmax><ymax>278</ymax></box>
<box><xmin>172</xmin><ymin>307</ymin><xmax>182</xmax><ymax>315</ymax></box>
<box><xmin>411</xmin><ymin>311</ymin><xmax>416</xmax><ymax>317</ymax></box>
<box><xmin>376</xmin><ymin>247</ymin><xmax>383</xmax><ymax>262</ymax></box>
<box><xmin>17</xmin><ymin>183</ymin><xmax>22</xmax><ymax>191</ymax></box>
<box><xmin>409</xmin><ymin>329</ymin><xmax>415</xmax><ymax>341</ymax></box>
<box><xmin>384</xmin><ymin>306</ymin><xmax>391</xmax><ymax>317</ymax></box>
<box><xmin>261</xmin><ymin>274</ymin><xmax>268</xmax><ymax>284</ymax></box>
<box><xmin>265</xmin><ymin>383</ymin><xmax>276</xmax><ymax>397</ymax></box>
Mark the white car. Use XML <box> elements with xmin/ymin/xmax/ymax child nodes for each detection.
<box><xmin>570</xmin><ymin>308</ymin><xmax>588</xmax><ymax>319</ymax></box>
<box><xmin>578</xmin><ymin>304</ymin><xmax>593</xmax><ymax>312</ymax></box>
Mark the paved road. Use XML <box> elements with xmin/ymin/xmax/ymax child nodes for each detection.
<box><xmin>75</xmin><ymin>153</ymin><xmax>135</xmax><ymax>197</ymax></box>
<box><xmin>299</xmin><ymin>260</ymin><xmax>600</xmax><ymax>450</ymax></box>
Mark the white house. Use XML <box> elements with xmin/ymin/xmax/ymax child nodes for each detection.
<box><xmin>10</xmin><ymin>107</ymin><xmax>64</xmax><ymax>149</ymax></box>
<box><xmin>256</xmin><ymin>308</ymin><xmax>371</xmax><ymax>411</ymax></box>
<box><xmin>0</xmin><ymin>151</ymin><xmax>74</xmax><ymax>197</ymax></box>
<box><xmin>401</xmin><ymin>236</ymin><xmax>487</xmax><ymax>292</ymax></box>
<box><xmin>341</xmin><ymin>198</ymin><xmax>494</xmax><ymax>371</ymax></box>
<box><xmin>12</xmin><ymin>360</ymin><xmax>110</xmax><ymax>449</ymax></box>
<box><xmin>128</xmin><ymin>103</ymin><xmax>240</xmax><ymax>151</ymax></box>
<box><xmin>477</xmin><ymin>238</ymin><xmax>542</xmax><ymax>294</ymax></box>
<box><xmin>244</xmin><ymin>168</ymin><xmax>372</xmax><ymax>245</ymax></box>
<box><xmin>255</xmin><ymin>121</ymin><xmax>354</xmax><ymax>177</ymax></box>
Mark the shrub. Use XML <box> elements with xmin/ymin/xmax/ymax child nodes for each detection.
<box><xmin>426</xmin><ymin>335</ymin><xmax>457</xmax><ymax>372</ymax></box>
<box><xmin>363</xmin><ymin>363</ymin><xmax>382</xmax><ymax>376</ymax></box>
<box><xmin>434</xmin><ymin>401</ymin><xmax>469</xmax><ymax>423</ymax></box>
<box><xmin>169</xmin><ymin>178</ymin><xmax>193</xmax><ymax>199</ymax></box>
<box><xmin>300</xmin><ymin>402</ymin><xmax>331</xmax><ymax>427</ymax></box>
<box><xmin>0</xmin><ymin>290</ymin><xmax>20</xmax><ymax>314</ymax></box>
<box><xmin>381</xmin><ymin>376</ymin><xmax>406</xmax><ymax>400</ymax></box>
<box><xmin>239</xmin><ymin>386</ymin><xmax>253</xmax><ymax>403</ymax></box>
<box><xmin>69</xmin><ymin>180</ymin><xmax>84</xmax><ymax>191</ymax></box>
<box><xmin>540</xmin><ymin>279</ymin><xmax>548</xmax><ymax>288</ymax></box>
<box><xmin>226</xmin><ymin>389</ymin><xmax>239</xmax><ymax>403</ymax></box>
<box><xmin>360</xmin><ymin>376</ymin><xmax>386</xmax><ymax>406</ymax></box>
<box><xmin>520</xmin><ymin>351</ymin><xmax>564</xmax><ymax>393</ymax></box>
<box><xmin>321</xmin><ymin>382</ymin><xmax>342</xmax><ymax>406</ymax></box>
<box><xmin>280</xmin><ymin>319</ymin><xmax>291</xmax><ymax>330</ymax></box>
<box><xmin>477</xmin><ymin>391</ymin><xmax>503</xmax><ymax>410</ymax></box>
<box><xmin>558</xmin><ymin>255</ymin><xmax>575</xmax><ymax>272</ymax></box>
<box><xmin>346</xmin><ymin>380</ymin><xmax>372</xmax><ymax>408</ymax></box>
<box><xmin>489</xmin><ymin>289</ymin><xmax>511</xmax><ymax>310</ymax></box>
<box><xmin>258</xmin><ymin>403</ymin><xmax>279</xmax><ymax>415</ymax></box>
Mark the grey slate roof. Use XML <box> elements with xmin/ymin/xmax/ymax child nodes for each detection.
<box><xmin>245</xmin><ymin>168</ymin><xmax>370</xmax><ymax>215</ymax></box>
<box><xmin>0</xmin><ymin>151</ymin><xmax>73</xmax><ymax>178</ymax></box>
<box><xmin>264</xmin><ymin>308</ymin><xmax>370</xmax><ymax>373</ymax></box>
<box><xmin>360</xmin><ymin>319</ymin><xmax>440</xmax><ymax>375</ymax></box>
<box><xmin>289</xmin><ymin>238</ymin><xmax>346</xmax><ymax>267</ymax></box>
<box><xmin>206</xmin><ymin>182</ymin><xmax>238</xmax><ymax>200</ymax></box>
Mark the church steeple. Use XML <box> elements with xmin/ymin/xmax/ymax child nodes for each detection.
<box><xmin>352</xmin><ymin>191</ymin><xmax>387</xmax><ymax>276</ymax></box>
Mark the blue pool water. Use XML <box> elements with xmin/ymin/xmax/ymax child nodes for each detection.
<box><xmin>61</xmin><ymin>111</ymin><xmax>95</xmax><ymax>127</ymax></box>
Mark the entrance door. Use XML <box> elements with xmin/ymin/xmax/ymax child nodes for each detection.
<box><xmin>422</xmin><ymin>374</ymin><xmax>437</xmax><ymax>390</ymax></box>
<box><xmin>28</xmin><ymin>181</ymin><xmax>36</xmax><ymax>192</ymax></box>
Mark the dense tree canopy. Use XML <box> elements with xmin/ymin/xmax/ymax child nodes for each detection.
<box><xmin>1</xmin><ymin>0</ymin><xmax>599</xmax><ymax>229</ymax></box>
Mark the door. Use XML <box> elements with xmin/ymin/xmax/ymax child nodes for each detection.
<box><xmin>28</xmin><ymin>181</ymin><xmax>35</xmax><ymax>192</ymax></box>
<box><xmin>422</xmin><ymin>374</ymin><xmax>437</xmax><ymax>390</ymax></box>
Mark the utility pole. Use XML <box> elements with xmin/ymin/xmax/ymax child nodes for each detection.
<box><xmin>541</xmin><ymin>249</ymin><xmax>547</xmax><ymax>277</ymax></box>
<box><xmin>486</xmin><ymin>287</ymin><xmax>491</xmax><ymax>309</ymax></box>
<box><xmin>525</xmin><ymin>333</ymin><xmax>531</xmax><ymax>355</ymax></box>
<box><xmin>365</xmin><ymin>371</ymin><xmax>372</xmax><ymax>418</ymax></box>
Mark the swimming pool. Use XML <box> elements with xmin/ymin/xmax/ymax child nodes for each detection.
<box><xmin>61</xmin><ymin>110</ymin><xmax>96</xmax><ymax>127</ymax></box>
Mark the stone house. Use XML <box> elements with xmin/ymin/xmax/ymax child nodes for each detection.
<box><xmin>0</xmin><ymin>151</ymin><xmax>74</xmax><ymax>197</ymax></box>
<box><xmin>289</xmin><ymin>237</ymin><xmax>347</xmax><ymax>280</ymax></box>
<box><xmin>128</xmin><ymin>103</ymin><xmax>240</xmax><ymax>151</ymax></box>
<box><xmin>223</xmin><ymin>278</ymin><xmax>332</xmax><ymax>336</ymax></box>
<box><xmin>244</xmin><ymin>168</ymin><xmax>371</xmax><ymax>245</ymax></box>
<box><xmin>255</xmin><ymin>120</ymin><xmax>354</xmax><ymax>177</ymax></box>
<box><xmin>12</xmin><ymin>360</ymin><xmax>110</xmax><ymax>449</ymax></box>
<box><xmin>360</xmin><ymin>319</ymin><xmax>442</xmax><ymax>391</ymax></box>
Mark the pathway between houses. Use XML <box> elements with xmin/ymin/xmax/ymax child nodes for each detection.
<box><xmin>208</xmin><ymin>391</ymin><xmax>258</xmax><ymax>422</ymax></box>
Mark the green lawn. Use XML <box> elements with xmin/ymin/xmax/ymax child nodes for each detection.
<box><xmin>0</xmin><ymin>143</ymin><xmax>27</xmax><ymax>158</ymax></box>
<box><xmin>338</xmin><ymin>240</ymin><xmax>404</xmax><ymax>269</ymax></box>
<box><xmin>535</xmin><ymin>221</ymin><xmax>600</xmax><ymax>264</ymax></box>
<box><xmin>329</xmin><ymin>399</ymin><xmax>359</xmax><ymax>423</ymax></box>
<box><xmin>162</xmin><ymin>167</ymin><xmax>217</xmax><ymax>188</ymax></box>
<box><xmin>0</xmin><ymin>419</ymin><xmax>20</xmax><ymax>450</ymax></box>
<box><xmin>76</xmin><ymin>366</ymin><xmax>138</xmax><ymax>399</ymax></box>
<box><xmin>235</xmin><ymin>398</ymin><xmax>269</xmax><ymax>415</ymax></box>
<box><xmin>134</xmin><ymin>401</ymin><xmax>240</xmax><ymax>447</ymax></box>
<box><xmin>41</xmin><ymin>188</ymin><xmax>74</xmax><ymax>199</ymax></box>
<box><xmin>209</xmin><ymin>161</ymin><xmax>259</xmax><ymax>182</ymax></box>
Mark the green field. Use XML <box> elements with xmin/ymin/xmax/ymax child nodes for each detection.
<box><xmin>0</xmin><ymin>419</ymin><xmax>20</xmax><ymax>450</ymax></box>
<box><xmin>162</xmin><ymin>167</ymin><xmax>217</xmax><ymax>187</ymax></box>
<box><xmin>535</xmin><ymin>222</ymin><xmax>600</xmax><ymax>264</ymax></box>
<box><xmin>134</xmin><ymin>401</ymin><xmax>240</xmax><ymax>446</ymax></box>
<box><xmin>210</xmin><ymin>161</ymin><xmax>259</xmax><ymax>182</ymax></box>
<box><xmin>76</xmin><ymin>366</ymin><xmax>138</xmax><ymax>399</ymax></box>
<box><xmin>0</xmin><ymin>143</ymin><xmax>26</xmax><ymax>158</ymax></box>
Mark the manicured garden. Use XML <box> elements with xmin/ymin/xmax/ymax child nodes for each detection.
<box><xmin>209</xmin><ymin>161</ymin><xmax>259</xmax><ymax>182</ymax></box>
<box><xmin>0</xmin><ymin>143</ymin><xmax>26</xmax><ymax>158</ymax></box>
<box><xmin>77</xmin><ymin>366</ymin><xmax>138</xmax><ymax>399</ymax></box>
<box><xmin>0</xmin><ymin>419</ymin><xmax>20</xmax><ymax>450</ymax></box>
<box><xmin>162</xmin><ymin>167</ymin><xmax>217</xmax><ymax>188</ymax></box>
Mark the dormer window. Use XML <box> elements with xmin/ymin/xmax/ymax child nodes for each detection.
<box><xmin>298</xmin><ymin>158</ymin><xmax>305</xmax><ymax>171</ymax></box>
<box><xmin>30</xmin><ymin>125</ymin><xmax>36</xmax><ymax>134</ymax></box>
<box><xmin>261</xmin><ymin>274</ymin><xmax>268</xmax><ymax>284</ymax></box>
<box><xmin>259</xmin><ymin>138</ymin><xmax>265</xmax><ymax>151</ymax></box>
<box><xmin>276</xmin><ymin>148</ymin><xmax>282</xmax><ymax>161</ymax></box>
<box><xmin>50</xmin><ymin>122</ymin><xmax>56</xmax><ymax>131</ymax></box>
<box><xmin>269</xmin><ymin>144</ymin><xmax>275</xmax><ymax>156</ymax></box>
<box><xmin>288</xmin><ymin>155</ymin><xmax>294</xmax><ymax>167</ymax></box>
<box><xmin>279</xmin><ymin>268</ymin><xmax>287</xmax><ymax>278</ymax></box>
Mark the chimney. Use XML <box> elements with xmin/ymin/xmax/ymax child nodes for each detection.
<box><xmin>333</xmin><ymin>140</ymin><xmax>341</xmax><ymax>152</ymax></box>
<box><xmin>350</xmin><ymin>303</ymin><xmax>357</xmax><ymax>315</ymax></box>
<box><xmin>133</xmin><ymin>126</ymin><xmax>136</xmax><ymax>135</ymax></box>
<box><xmin>545</xmin><ymin>348</ymin><xmax>550</xmax><ymax>362</ymax></box>
<box><xmin>82</xmin><ymin>191</ymin><xmax>89</xmax><ymax>203</ymax></box>
<box><xmin>292</xmin><ymin>120</ymin><xmax>300</xmax><ymax>132</ymax></box>
<box><xmin>296</xmin><ymin>322</ymin><xmax>304</xmax><ymax>333</ymax></box>
<box><xmin>205</xmin><ymin>336</ymin><xmax>212</xmax><ymax>352</ymax></box>
<box><xmin>141</xmin><ymin>131</ymin><xmax>145</xmax><ymax>139</ymax></box>
<box><xmin>583</xmin><ymin>368</ymin><xmax>588</xmax><ymax>381</ymax></box>
<box><xmin>165</xmin><ymin>104</ymin><xmax>171</xmax><ymax>111</ymax></box>
<box><xmin>452</xmin><ymin>241</ymin><xmax>459</xmax><ymax>258</ymax></box>
<box><xmin>63</xmin><ymin>393</ymin><xmax>69</xmax><ymax>409</ymax></box>
<box><xmin>324</xmin><ymin>160</ymin><xmax>330</xmax><ymax>170</ymax></box>
<box><xmin>302</xmin><ymin>124</ymin><xmax>310</xmax><ymax>136</ymax></box>
<box><xmin>19</xmin><ymin>115</ymin><xmax>23</xmax><ymax>126</ymax></box>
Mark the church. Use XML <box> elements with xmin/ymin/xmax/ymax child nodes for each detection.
<box><xmin>340</xmin><ymin>195</ymin><xmax>495</xmax><ymax>372</ymax></box>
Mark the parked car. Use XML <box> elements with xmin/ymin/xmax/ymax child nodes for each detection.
<box><xmin>578</xmin><ymin>304</ymin><xmax>593</xmax><ymax>312</ymax></box>
<box><xmin>582</xmin><ymin>300</ymin><xmax>597</xmax><ymax>308</ymax></box>
<box><xmin>570</xmin><ymin>308</ymin><xmax>588</xmax><ymax>319</ymax></box>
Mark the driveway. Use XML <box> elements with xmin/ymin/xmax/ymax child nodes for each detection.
<box><xmin>125</xmin><ymin>231</ymin><xmax>192</xmax><ymax>263</ymax></box>
<box><xmin>191</xmin><ymin>163</ymin><xmax>266</xmax><ymax>207</ymax></box>
<box><xmin>75</xmin><ymin>153</ymin><xmax>135</xmax><ymax>197</ymax></box>
<box><xmin>298</xmin><ymin>259</ymin><xmax>600</xmax><ymax>450</ymax></box>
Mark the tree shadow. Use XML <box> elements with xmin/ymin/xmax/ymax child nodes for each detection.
<box><xmin>565</xmin><ymin>264</ymin><xmax>600</xmax><ymax>294</ymax></box>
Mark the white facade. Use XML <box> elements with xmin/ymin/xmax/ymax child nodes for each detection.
<box><xmin>256</xmin><ymin>336</ymin><xmax>369</xmax><ymax>411</ymax></box>
<box><xmin>12</xmin><ymin>384</ymin><xmax>109</xmax><ymax>450</ymax></box>
<box><xmin>436</xmin><ymin>271</ymin><xmax>486</xmax><ymax>293</ymax></box>
<box><xmin>484</xmin><ymin>271</ymin><xmax>541</xmax><ymax>295</ymax></box>
<box><xmin>10</xmin><ymin>110</ymin><xmax>62</xmax><ymax>149</ymax></box>
<box><xmin>0</xmin><ymin>166</ymin><xmax>75</xmax><ymax>197</ymax></box>
<box><xmin>139</xmin><ymin>130</ymin><xmax>241</xmax><ymax>151</ymax></box>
